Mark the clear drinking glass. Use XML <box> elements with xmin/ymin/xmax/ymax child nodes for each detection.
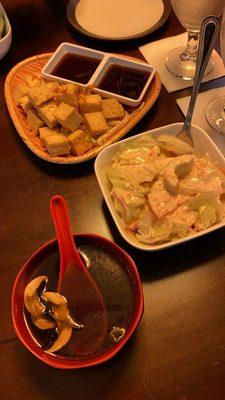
<box><xmin>206</xmin><ymin>9</ymin><xmax>225</xmax><ymax>133</ymax></box>
<box><xmin>166</xmin><ymin>0</ymin><xmax>225</xmax><ymax>80</ymax></box>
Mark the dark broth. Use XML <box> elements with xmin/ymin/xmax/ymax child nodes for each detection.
<box><xmin>98</xmin><ymin>64</ymin><xmax>150</xmax><ymax>99</ymax></box>
<box><xmin>24</xmin><ymin>242</ymin><xmax>137</xmax><ymax>360</ymax></box>
<box><xmin>51</xmin><ymin>53</ymin><xmax>101</xmax><ymax>84</ymax></box>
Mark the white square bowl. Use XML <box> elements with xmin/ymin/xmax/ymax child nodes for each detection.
<box><xmin>95</xmin><ymin>123</ymin><xmax>225</xmax><ymax>251</ymax></box>
<box><xmin>93</xmin><ymin>55</ymin><xmax>155</xmax><ymax>107</ymax></box>
<box><xmin>42</xmin><ymin>42</ymin><xmax>106</xmax><ymax>86</ymax></box>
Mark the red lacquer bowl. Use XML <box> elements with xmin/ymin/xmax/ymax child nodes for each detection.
<box><xmin>12</xmin><ymin>234</ymin><xmax>144</xmax><ymax>369</ymax></box>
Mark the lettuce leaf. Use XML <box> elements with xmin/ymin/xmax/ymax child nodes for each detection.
<box><xmin>157</xmin><ymin>134</ymin><xmax>194</xmax><ymax>155</ymax></box>
<box><xmin>111</xmin><ymin>189</ymin><xmax>145</xmax><ymax>223</ymax></box>
<box><xmin>138</xmin><ymin>208</ymin><xmax>154</xmax><ymax>236</ymax></box>
<box><xmin>172</xmin><ymin>221</ymin><xmax>188</xmax><ymax>238</ymax></box>
<box><xmin>189</xmin><ymin>192</ymin><xmax>221</xmax><ymax>220</ymax></box>
<box><xmin>106</xmin><ymin>164</ymin><xmax>156</xmax><ymax>195</ymax></box>
<box><xmin>198</xmin><ymin>205</ymin><xmax>217</xmax><ymax>229</ymax></box>
<box><xmin>119</xmin><ymin>134</ymin><xmax>158</xmax><ymax>153</ymax></box>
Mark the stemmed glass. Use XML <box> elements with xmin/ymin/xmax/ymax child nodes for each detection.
<box><xmin>166</xmin><ymin>0</ymin><xmax>225</xmax><ymax>80</ymax></box>
<box><xmin>206</xmin><ymin>9</ymin><xmax>225</xmax><ymax>133</ymax></box>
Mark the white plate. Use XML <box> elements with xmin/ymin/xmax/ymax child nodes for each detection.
<box><xmin>95</xmin><ymin>123</ymin><xmax>225</xmax><ymax>251</ymax></box>
<box><xmin>67</xmin><ymin>0</ymin><xmax>171</xmax><ymax>41</ymax></box>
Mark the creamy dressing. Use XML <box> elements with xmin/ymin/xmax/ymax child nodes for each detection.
<box><xmin>107</xmin><ymin>134</ymin><xmax>225</xmax><ymax>245</ymax></box>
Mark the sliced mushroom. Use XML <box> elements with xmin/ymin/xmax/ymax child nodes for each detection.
<box><xmin>42</xmin><ymin>291</ymin><xmax>66</xmax><ymax>308</ymax></box>
<box><xmin>24</xmin><ymin>276</ymin><xmax>83</xmax><ymax>353</ymax></box>
<box><xmin>45</xmin><ymin>322</ymin><xmax>73</xmax><ymax>354</ymax></box>
<box><xmin>42</xmin><ymin>291</ymin><xmax>83</xmax><ymax>329</ymax></box>
<box><xmin>33</xmin><ymin>317</ymin><xmax>55</xmax><ymax>330</ymax></box>
<box><xmin>66</xmin><ymin>314</ymin><xmax>84</xmax><ymax>329</ymax></box>
<box><xmin>24</xmin><ymin>275</ymin><xmax>47</xmax><ymax>319</ymax></box>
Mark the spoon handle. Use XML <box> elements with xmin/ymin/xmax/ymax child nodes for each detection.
<box><xmin>183</xmin><ymin>16</ymin><xmax>220</xmax><ymax>131</ymax></box>
<box><xmin>50</xmin><ymin>195</ymin><xmax>85</xmax><ymax>284</ymax></box>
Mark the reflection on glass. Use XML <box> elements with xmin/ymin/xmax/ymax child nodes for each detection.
<box><xmin>206</xmin><ymin>8</ymin><xmax>225</xmax><ymax>133</ymax></box>
<box><xmin>166</xmin><ymin>0</ymin><xmax>224</xmax><ymax>80</ymax></box>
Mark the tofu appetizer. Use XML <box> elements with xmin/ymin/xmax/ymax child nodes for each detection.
<box><xmin>14</xmin><ymin>75</ymin><xmax>127</xmax><ymax>158</ymax></box>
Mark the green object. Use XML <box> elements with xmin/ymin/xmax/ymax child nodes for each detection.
<box><xmin>198</xmin><ymin>205</ymin><xmax>217</xmax><ymax>229</ymax></box>
<box><xmin>0</xmin><ymin>13</ymin><xmax>5</xmax><ymax>39</ymax></box>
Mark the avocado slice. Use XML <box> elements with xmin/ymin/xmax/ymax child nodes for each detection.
<box><xmin>0</xmin><ymin>13</ymin><xmax>5</xmax><ymax>39</ymax></box>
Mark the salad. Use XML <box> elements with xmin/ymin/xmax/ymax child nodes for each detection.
<box><xmin>106</xmin><ymin>134</ymin><xmax>225</xmax><ymax>245</ymax></box>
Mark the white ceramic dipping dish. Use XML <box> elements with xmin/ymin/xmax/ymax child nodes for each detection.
<box><xmin>42</xmin><ymin>43</ymin><xmax>155</xmax><ymax>107</ymax></box>
<box><xmin>95</xmin><ymin>123</ymin><xmax>225</xmax><ymax>251</ymax></box>
<box><xmin>93</xmin><ymin>55</ymin><xmax>155</xmax><ymax>107</ymax></box>
<box><xmin>0</xmin><ymin>2</ymin><xmax>12</xmax><ymax>60</ymax></box>
<box><xmin>42</xmin><ymin>42</ymin><xmax>105</xmax><ymax>86</ymax></box>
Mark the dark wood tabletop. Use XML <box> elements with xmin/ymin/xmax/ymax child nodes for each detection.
<box><xmin>1</xmin><ymin>1</ymin><xmax>225</xmax><ymax>399</ymax></box>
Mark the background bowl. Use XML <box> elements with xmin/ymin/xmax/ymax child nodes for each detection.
<box><xmin>12</xmin><ymin>234</ymin><xmax>144</xmax><ymax>369</ymax></box>
<box><xmin>95</xmin><ymin>123</ymin><xmax>225</xmax><ymax>251</ymax></box>
<box><xmin>0</xmin><ymin>2</ymin><xmax>12</xmax><ymax>60</ymax></box>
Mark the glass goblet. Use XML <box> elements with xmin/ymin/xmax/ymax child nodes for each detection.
<box><xmin>206</xmin><ymin>8</ymin><xmax>225</xmax><ymax>133</ymax></box>
<box><xmin>166</xmin><ymin>0</ymin><xmax>225</xmax><ymax>80</ymax></box>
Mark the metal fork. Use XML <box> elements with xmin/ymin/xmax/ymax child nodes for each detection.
<box><xmin>177</xmin><ymin>16</ymin><xmax>220</xmax><ymax>145</ymax></box>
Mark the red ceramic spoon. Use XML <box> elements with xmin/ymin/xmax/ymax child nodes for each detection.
<box><xmin>50</xmin><ymin>195</ymin><xmax>107</xmax><ymax>356</ymax></box>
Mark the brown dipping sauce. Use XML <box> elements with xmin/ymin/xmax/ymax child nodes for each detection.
<box><xmin>98</xmin><ymin>64</ymin><xmax>151</xmax><ymax>99</ymax></box>
<box><xmin>24</xmin><ymin>241</ymin><xmax>137</xmax><ymax>360</ymax></box>
<box><xmin>51</xmin><ymin>53</ymin><xmax>101</xmax><ymax>84</ymax></box>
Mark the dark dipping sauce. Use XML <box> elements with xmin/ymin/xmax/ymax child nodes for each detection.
<box><xmin>24</xmin><ymin>240</ymin><xmax>137</xmax><ymax>360</ymax></box>
<box><xmin>98</xmin><ymin>64</ymin><xmax>151</xmax><ymax>99</ymax></box>
<box><xmin>51</xmin><ymin>53</ymin><xmax>101</xmax><ymax>84</ymax></box>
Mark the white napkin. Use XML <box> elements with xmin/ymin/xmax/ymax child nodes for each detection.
<box><xmin>177</xmin><ymin>87</ymin><xmax>225</xmax><ymax>154</ymax></box>
<box><xmin>139</xmin><ymin>33</ymin><xmax>225</xmax><ymax>93</ymax></box>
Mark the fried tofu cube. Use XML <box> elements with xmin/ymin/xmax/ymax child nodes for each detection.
<box><xmin>39</xmin><ymin>126</ymin><xmax>55</xmax><ymax>141</ymax></box>
<box><xmin>79</xmin><ymin>94</ymin><xmax>102</xmax><ymax>114</ymax></box>
<box><xmin>44</xmin><ymin>135</ymin><xmax>70</xmax><ymax>157</ymax></box>
<box><xmin>68</xmin><ymin>129</ymin><xmax>93</xmax><ymax>156</ymax></box>
<box><xmin>28</xmin><ymin>81</ymin><xmax>53</xmax><ymax>106</ymax></box>
<box><xmin>84</xmin><ymin>112</ymin><xmax>108</xmax><ymax>137</ymax></box>
<box><xmin>27</xmin><ymin>110</ymin><xmax>45</xmax><ymax>134</ymax></box>
<box><xmin>46</xmin><ymin>81</ymin><xmax>60</xmax><ymax>92</ymax></box>
<box><xmin>107</xmin><ymin>119</ymin><xmax>121</xmax><ymax>127</ymax></box>
<box><xmin>39</xmin><ymin>126</ymin><xmax>70</xmax><ymax>156</ymax></box>
<box><xmin>53</xmin><ymin>102</ymin><xmax>82</xmax><ymax>131</ymax></box>
<box><xmin>54</xmin><ymin>84</ymin><xmax>78</xmax><ymax>107</ymax></box>
<box><xmin>25</xmin><ymin>75</ymin><xmax>42</xmax><ymax>88</ymax></box>
<box><xmin>36</xmin><ymin>101</ymin><xmax>58</xmax><ymax>129</ymax></box>
<box><xmin>18</xmin><ymin>95</ymin><xmax>33</xmax><ymax>113</ymax></box>
<box><xmin>102</xmin><ymin>99</ymin><xmax>124</xmax><ymax>120</ymax></box>
<box><xmin>60</xmin><ymin>125</ymin><xmax>71</xmax><ymax>135</ymax></box>
<box><xmin>14</xmin><ymin>83</ymin><xmax>29</xmax><ymax>105</ymax></box>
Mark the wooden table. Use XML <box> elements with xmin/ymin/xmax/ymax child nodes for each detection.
<box><xmin>1</xmin><ymin>1</ymin><xmax>225</xmax><ymax>399</ymax></box>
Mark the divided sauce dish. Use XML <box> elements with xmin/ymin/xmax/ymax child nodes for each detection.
<box><xmin>95</xmin><ymin>123</ymin><xmax>225</xmax><ymax>251</ymax></box>
<box><xmin>42</xmin><ymin>42</ymin><xmax>155</xmax><ymax>107</ymax></box>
